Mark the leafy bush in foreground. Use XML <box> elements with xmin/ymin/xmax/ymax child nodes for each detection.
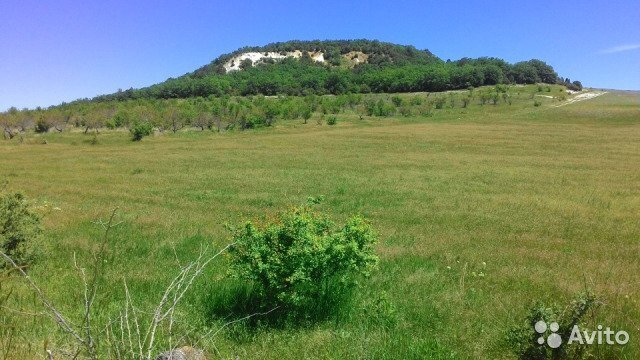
<box><xmin>0</xmin><ymin>192</ymin><xmax>41</xmax><ymax>267</ymax></box>
<box><xmin>507</xmin><ymin>291</ymin><xmax>598</xmax><ymax>359</ymax></box>
<box><xmin>227</xmin><ymin>206</ymin><xmax>378</xmax><ymax>318</ymax></box>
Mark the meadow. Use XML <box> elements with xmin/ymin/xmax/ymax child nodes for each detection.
<box><xmin>1</xmin><ymin>86</ymin><xmax>638</xmax><ymax>359</ymax></box>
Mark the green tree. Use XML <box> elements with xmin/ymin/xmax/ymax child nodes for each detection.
<box><xmin>301</xmin><ymin>106</ymin><xmax>312</xmax><ymax>124</ymax></box>
<box><xmin>239</xmin><ymin>58</ymin><xmax>253</xmax><ymax>70</ymax></box>
<box><xmin>325</xmin><ymin>72</ymin><xmax>350</xmax><ymax>95</ymax></box>
<box><xmin>512</xmin><ymin>62</ymin><xmax>540</xmax><ymax>84</ymax></box>
<box><xmin>129</xmin><ymin>120</ymin><xmax>154</xmax><ymax>141</ymax></box>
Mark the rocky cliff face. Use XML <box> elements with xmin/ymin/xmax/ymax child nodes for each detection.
<box><xmin>222</xmin><ymin>50</ymin><xmax>368</xmax><ymax>72</ymax></box>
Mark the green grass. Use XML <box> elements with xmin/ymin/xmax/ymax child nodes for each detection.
<box><xmin>1</xmin><ymin>86</ymin><xmax>638</xmax><ymax>359</ymax></box>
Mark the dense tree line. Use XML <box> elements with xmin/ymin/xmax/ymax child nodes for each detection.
<box><xmin>93</xmin><ymin>57</ymin><xmax>562</xmax><ymax>102</ymax></box>
<box><xmin>83</xmin><ymin>40</ymin><xmax>571</xmax><ymax>102</ymax></box>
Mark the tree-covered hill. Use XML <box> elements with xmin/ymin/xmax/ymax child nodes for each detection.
<box><xmin>91</xmin><ymin>40</ymin><xmax>580</xmax><ymax>102</ymax></box>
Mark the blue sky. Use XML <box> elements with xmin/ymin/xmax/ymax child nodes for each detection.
<box><xmin>1</xmin><ymin>0</ymin><xmax>638</xmax><ymax>110</ymax></box>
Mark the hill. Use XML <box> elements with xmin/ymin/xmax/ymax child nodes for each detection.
<box><xmin>92</xmin><ymin>39</ymin><xmax>579</xmax><ymax>102</ymax></box>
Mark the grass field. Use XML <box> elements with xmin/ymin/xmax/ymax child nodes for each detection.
<box><xmin>1</xmin><ymin>87</ymin><xmax>639</xmax><ymax>359</ymax></box>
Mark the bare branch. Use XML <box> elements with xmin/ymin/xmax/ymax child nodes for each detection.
<box><xmin>0</xmin><ymin>251</ymin><xmax>85</xmax><ymax>345</ymax></box>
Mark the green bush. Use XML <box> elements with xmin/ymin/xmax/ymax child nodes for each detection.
<box><xmin>365</xmin><ymin>99</ymin><xmax>395</xmax><ymax>117</ymax></box>
<box><xmin>105</xmin><ymin>119</ymin><xmax>117</xmax><ymax>130</ymax></box>
<box><xmin>326</xmin><ymin>115</ymin><xmax>337</xmax><ymax>125</ymax></box>
<box><xmin>490</xmin><ymin>92</ymin><xmax>500</xmax><ymax>105</ymax></box>
<box><xmin>35</xmin><ymin>118</ymin><xmax>51</xmax><ymax>133</ymax></box>
<box><xmin>433</xmin><ymin>96</ymin><xmax>447</xmax><ymax>109</ymax></box>
<box><xmin>398</xmin><ymin>106</ymin><xmax>412</xmax><ymax>117</ymax></box>
<box><xmin>227</xmin><ymin>206</ymin><xmax>378</xmax><ymax>318</ymax></box>
<box><xmin>391</xmin><ymin>96</ymin><xmax>403</xmax><ymax>107</ymax></box>
<box><xmin>461</xmin><ymin>95</ymin><xmax>472</xmax><ymax>108</ymax></box>
<box><xmin>534</xmin><ymin>100</ymin><xmax>542</xmax><ymax>107</ymax></box>
<box><xmin>507</xmin><ymin>292</ymin><xmax>598</xmax><ymax>359</ymax></box>
<box><xmin>129</xmin><ymin>121</ymin><xmax>153</xmax><ymax>141</ymax></box>
<box><xmin>409</xmin><ymin>96</ymin><xmax>423</xmax><ymax>106</ymax></box>
<box><xmin>495</xmin><ymin>84</ymin><xmax>509</xmax><ymax>93</ymax></box>
<box><xmin>0</xmin><ymin>192</ymin><xmax>42</xmax><ymax>267</ymax></box>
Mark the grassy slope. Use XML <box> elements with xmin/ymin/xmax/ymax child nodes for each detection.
<box><xmin>1</xmin><ymin>87</ymin><xmax>638</xmax><ymax>359</ymax></box>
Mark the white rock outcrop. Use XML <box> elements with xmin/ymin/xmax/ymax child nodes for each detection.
<box><xmin>223</xmin><ymin>51</ymin><xmax>325</xmax><ymax>72</ymax></box>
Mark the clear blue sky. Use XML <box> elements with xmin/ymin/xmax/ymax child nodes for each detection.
<box><xmin>1</xmin><ymin>0</ymin><xmax>638</xmax><ymax>110</ymax></box>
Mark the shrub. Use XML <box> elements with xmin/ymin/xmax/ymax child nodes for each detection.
<box><xmin>326</xmin><ymin>116</ymin><xmax>337</xmax><ymax>125</ymax></box>
<box><xmin>495</xmin><ymin>84</ymin><xmax>509</xmax><ymax>93</ymax></box>
<box><xmin>227</xmin><ymin>206</ymin><xmax>378</xmax><ymax>318</ymax></box>
<box><xmin>0</xmin><ymin>192</ymin><xmax>41</xmax><ymax>267</ymax></box>
<box><xmin>534</xmin><ymin>100</ymin><xmax>542</xmax><ymax>107</ymax></box>
<box><xmin>105</xmin><ymin>119</ymin><xmax>117</xmax><ymax>130</ymax></box>
<box><xmin>129</xmin><ymin>121</ymin><xmax>153</xmax><ymax>141</ymax></box>
<box><xmin>391</xmin><ymin>96</ymin><xmax>403</xmax><ymax>107</ymax></box>
<box><xmin>112</xmin><ymin>111</ymin><xmax>129</xmax><ymax>128</ymax></box>
<box><xmin>461</xmin><ymin>96</ymin><xmax>471</xmax><ymax>108</ymax></box>
<box><xmin>35</xmin><ymin>118</ymin><xmax>51</xmax><ymax>133</ymax></box>
<box><xmin>571</xmin><ymin>81</ymin><xmax>583</xmax><ymax>91</ymax></box>
<box><xmin>365</xmin><ymin>99</ymin><xmax>395</xmax><ymax>117</ymax></box>
<box><xmin>479</xmin><ymin>92</ymin><xmax>490</xmax><ymax>105</ymax></box>
<box><xmin>433</xmin><ymin>96</ymin><xmax>447</xmax><ymax>109</ymax></box>
<box><xmin>418</xmin><ymin>104</ymin><xmax>433</xmax><ymax>117</ymax></box>
<box><xmin>507</xmin><ymin>292</ymin><xmax>598</xmax><ymax>359</ymax></box>
<box><xmin>409</xmin><ymin>96</ymin><xmax>423</xmax><ymax>106</ymax></box>
<box><xmin>491</xmin><ymin>92</ymin><xmax>500</xmax><ymax>105</ymax></box>
<box><xmin>398</xmin><ymin>106</ymin><xmax>412</xmax><ymax>117</ymax></box>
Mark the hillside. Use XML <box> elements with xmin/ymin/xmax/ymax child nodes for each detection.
<box><xmin>92</xmin><ymin>40</ymin><xmax>579</xmax><ymax>102</ymax></box>
<box><xmin>0</xmin><ymin>40</ymin><xmax>584</xmax><ymax>139</ymax></box>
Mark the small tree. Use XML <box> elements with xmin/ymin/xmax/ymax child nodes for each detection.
<box><xmin>0</xmin><ymin>109</ymin><xmax>18</xmax><ymax>139</ymax></box>
<box><xmin>51</xmin><ymin>110</ymin><xmax>70</xmax><ymax>132</ymax></box>
<box><xmin>571</xmin><ymin>81</ymin><xmax>583</xmax><ymax>91</ymax></box>
<box><xmin>301</xmin><ymin>106</ymin><xmax>312</xmax><ymax>124</ymax></box>
<box><xmin>490</xmin><ymin>92</ymin><xmax>500</xmax><ymax>105</ymax></box>
<box><xmin>192</xmin><ymin>112</ymin><xmax>212</xmax><ymax>131</ymax></box>
<box><xmin>461</xmin><ymin>96</ymin><xmax>471</xmax><ymax>108</ymax></box>
<box><xmin>263</xmin><ymin>101</ymin><xmax>280</xmax><ymax>126</ymax></box>
<box><xmin>479</xmin><ymin>92</ymin><xmax>490</xmax><ymax>105</ymax></box>
<box><xmin>34</xmin><ymin>114</ymin><xmax>52</xmax><ymax>133</ymax></box>
<box><xmin>130</xmin><ymin>121</ymin><xmax>154</xmax><ymax>141</ymax></box>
